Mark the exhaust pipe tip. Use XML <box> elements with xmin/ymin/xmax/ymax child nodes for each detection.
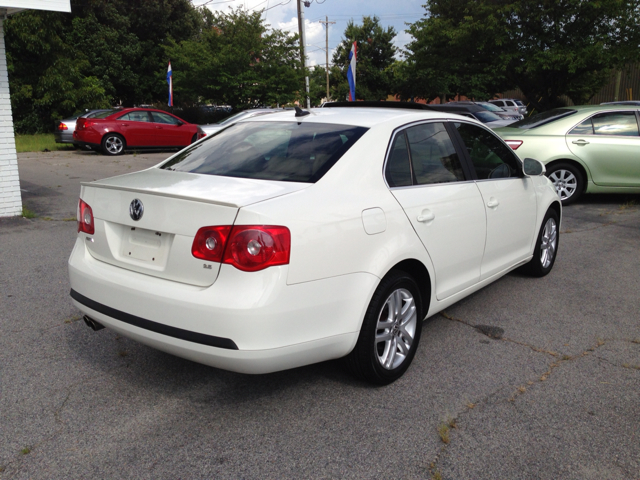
<box><xmin>83</xmin><ymin>315</ymin><xmax>105</xmax><ymax>331</ymax></box>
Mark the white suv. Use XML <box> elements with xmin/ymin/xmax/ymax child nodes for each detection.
<box><xmin>489</xmin><ymin>98</ymin><xmax>528</xmax><ymax>116</ymax></box>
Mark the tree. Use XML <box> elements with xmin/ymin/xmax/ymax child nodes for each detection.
<box><xmin>404</xmin><ymin>0</ymin><xmax>640</xmax><ymax>110</ymax></box>
<box><xmin>308</xmin><ymin>65</ymin><xmax>329</xmax><ymax>106</ymax></box>
<box><xmin>164</xmin><ymin>8</ymin><xmax>302</xmax><ymax>109</ymax></box>
<box><xmin>330</xmin><ymin>16</ymin><xmax>397</xmax><ymax>101</ymax></box>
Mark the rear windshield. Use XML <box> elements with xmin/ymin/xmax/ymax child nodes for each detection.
<box><xmin>508</xmin><ymin>109</ymin><xmax>577</xmax><ymax>129</ymax></box>
<box><xmin>480</xmin><ymin>103</ymin><xmax>504</xmax><ymax>112</ymax></box>
<box><xmin>161</xmin><ymin>121</ymin><xmax>368</xmax><ymax>183</ymax></box>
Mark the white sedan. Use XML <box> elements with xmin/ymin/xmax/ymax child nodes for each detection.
<box><xmin>69</xmin><ymin>104</ymin><xmax>560</xmax><ymax>384</ymax></box>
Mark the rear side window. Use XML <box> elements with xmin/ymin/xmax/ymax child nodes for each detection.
<box><xmin>454</xmin><ymin>123</ymin><xmax>521</xmax><ymax>180</ymax></box>
<box><xmin>161</xmin><ymin>121</ymin><xmax>368</xmax><ymax>183</ymax></box>
<box><xmin>570</xmin><ymin>112</ymin><xmax>640</xmax><ymax>136</ymax></box>
<box><xmin>492</xmin><ymin>101</ymin><xmax>505</xmax><ymax>107</ymax></box>
<box><xmin>406</xmin><ymin>123</ymin><xmax>465</xmax><ymax>185</ymax></box>
<box><xmin>385</xmin><ymin>123</ymin><xmax>465</xmax><ymax>187</ymax></box>
<box><xmin>119</xmin><ymin>111</ymin><xmax>150</xmax><ymax>122</ymax></box>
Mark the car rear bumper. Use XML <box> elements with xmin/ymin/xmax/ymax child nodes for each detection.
<box><xmin>68</xmin><ymin>236</ymin><xmax>375</xmax><ymax>373</ymax></box>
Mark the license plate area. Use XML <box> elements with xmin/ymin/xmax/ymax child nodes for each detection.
<box><xmin>120</xmin><ymin>226</ymin><xmax>172</xmax><ymax>266</ymax></box>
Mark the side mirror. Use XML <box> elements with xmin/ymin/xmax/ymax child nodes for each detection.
<box><xmin>523</xmin><ymin>158</ymin><xmax>546</xmax><ymax>176</ymax></box>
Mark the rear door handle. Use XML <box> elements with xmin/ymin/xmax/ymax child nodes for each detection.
<box><xmin>156</xmin><ymin>126</ymin><xmax>163</xmax><ymax>129</ymax></box>
<box><xmin>487</xmin><ymin>198</ymin><xmax>500</xmax><ymax>209</ymax></box>
<box><xmin>572</xmin><ymin>139</ymin><xmax>590</xmax><ymax>145</ymax></box>
<box><xmin>417</xmin><ymin>209</ymin><xmax>435</xmax><ymax>223</ymax></box>
<box><xmin>121</xmin><ymin>123</ymin><xmax>129</xmax><ymax>127</ymax></box>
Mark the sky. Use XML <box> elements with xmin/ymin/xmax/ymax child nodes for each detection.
<box><xmin>190</xmin><ymin>0</ymin><xmax>427</xmax><ymax>68</ymax></box>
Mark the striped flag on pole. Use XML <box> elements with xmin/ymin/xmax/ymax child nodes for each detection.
<box><xmin>347</xmin><ymin>41</ymin><xmax>357</xmax><ymax>101</ymax></box>
<box><xmin>167</xmin><ymin>61</ymin><xmax>173</xmax><ymax>107</ymax></box>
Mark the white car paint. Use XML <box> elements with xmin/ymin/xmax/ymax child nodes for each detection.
<box><xmin>69</xmin><ymin>107</ymin><xmax>560</xmax><ymax>378</ymax></box>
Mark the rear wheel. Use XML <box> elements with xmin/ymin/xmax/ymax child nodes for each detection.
<box><xmin>523</xmin><ymin>208</ymin><xmax>559</xmax><ymax>277</ymax></box>
<box><xmin>101</xmin><ymin>133</ymin><xmax>125</xmax><ymax>156</ymax></box>
<box><xmin>346</xmin><ymin>270</ymin><xmax>423</xmax><ymax>385</ymax></box>
<box><xmin>546</xmin><ymin>162</ymin><xmax>584</xmax><ymax>205</ymax></box>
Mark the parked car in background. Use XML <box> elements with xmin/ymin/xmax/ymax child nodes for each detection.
<box><xmin>69</xmin><ymin>102</ymin><xmax>559</xmax><ymax>385</ymax></box>
<box><xmin>494</xmin><ymin>105</ymin><xmax>640</xmax><ymax>204</ymax></box>
<box><xmin>199</xmin><ymin>108</ymin><xmax>280</xmax><ymax>136</ymax></box>
<box><xmin>489</xmin><ymin>98</ymin><xmax>528</xmax><ymax>116</ymax></box>
<box><xmin>447</xmin><ymin>101</ymin><xmax>523</xmax><ymax>121</ymax></box>
<box><xmin>428</xmin><ymin>103</ymin><xmax>515</xmax><ymax>128</ymax></box>
<box><xmin>74</xmin><ymin>108</ymin><xmax>205</xmax><ymax>155</ymax></box>
<box><xmin>55</xmin><ymin>109</ymin><xmax>113</xmax><ymax>145</ymax></box>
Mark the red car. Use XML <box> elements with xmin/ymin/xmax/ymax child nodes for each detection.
<box><xmin>74</xmin><ymin>108</ymin><xmax>205</xmax><ymax>155</ymax></box>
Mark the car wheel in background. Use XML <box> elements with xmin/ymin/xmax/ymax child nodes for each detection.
<box><xmin>101</xmin><ymin>133</ymin><xmax>125</xmax><ymax>156</ymax></box>
<box><xmin>523</xmin><ymin>208</ymin><xmax>559</xmax><ymax>277</ymax></box>
<box><xmin>546</xmin><ymin>162</ymin><xmax>584</xmax><ymax>205</ymax></box>
<box><xmin>346</xmin><ymin>270</ymin><xmax>423</xmax><ymax>385</ymax></box>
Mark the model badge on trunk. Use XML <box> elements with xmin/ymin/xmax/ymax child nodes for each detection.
<box><xmin>129</xmin><ymin>199</ymin><xmax>144</xmax><ymax>221</ymax></box>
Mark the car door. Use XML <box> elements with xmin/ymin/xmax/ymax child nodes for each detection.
<box><xmin>567</xmin><ymin>110</ymin><xmax>640</xmax><ymax>187</ymax></box>
<box><xmin>117</xmin><ymin>111</ymin><xmax>153</xmax><ymax>146</ymax></box>
<box><xmin>149</xmin><ymin>111</ymin><xmax>191</xmax><ymax>147</ymax></box>
<box><xmin>387</xmin><ymin>122</ymin><xmax>487</xmax><ymax>300</ymax></box>
<box><xmin>452</xmin><ymin>121</ymin><xmax>537</xmax><ymax>280</ymax></box>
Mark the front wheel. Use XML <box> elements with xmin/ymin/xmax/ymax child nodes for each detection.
<box><xmin>546</xmin><ymin>162</ymin><xmax>584</xmax><ymax>205</ymax></box>
<box><xmin>101</xmin><ymin>133</ymin><xmax>125</xmax><ymax>156</ymax></box>
<box><xmin>346</xmin><ymin>270</ymin><xmax>423</xmax><ymax>385</ymax></box>
<box><xmin>523</xmin><ymin>208</ymin><xmax>559</xmax><ymax>277</ymax></box>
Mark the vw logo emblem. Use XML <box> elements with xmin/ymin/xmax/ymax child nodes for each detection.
<box><xmin>129</xmin><ymin>199</ymin><xmax>144</xmax><ymax>221</ymax></box>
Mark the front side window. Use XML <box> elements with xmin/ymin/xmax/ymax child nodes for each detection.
<box><xmin>119</xmin><ymin>111</ymin><xmax>150</xmax><ymax>122</ymax></box>
<box><xmin>151</xmin><ymin>111</ymin><xmax>180</xmax><ymax>125</ymax></box>
<box><xmin>161</xmin><ymin>121</ymin><xmax>368</xmax><ymax>183</ymax></box>
<box><xmin>455</xmin><ymin>123</ymin><xmax>521</xmax><ymax>180</ymax></box>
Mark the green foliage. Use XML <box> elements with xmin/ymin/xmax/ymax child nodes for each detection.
<box><xmin>330</xmin><ymin>16</ymin><xmax>397</xmax><ymax>101</ymax></box>
<box><xmin>308</xmin><ymin>65</ymin><xmax>330</xmax><ymax>106</ymax></box>
<box><xmin>403</xmin><ymin>0</ymin><xmax>640</xmax><ymax>110</ymax></box>
<box><xmin>164</xmin><ymin>8</ymin><xmax>302</xmax><ymax>109</ymax></box>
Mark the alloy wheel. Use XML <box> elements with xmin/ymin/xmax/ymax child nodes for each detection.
<box><xmin>375</xmin><ymin>288</ymin><xmax>417</xmax><ymax>370</ymax></box>
<box><xmin>548</xmin><ymin>169</ymin><xmax>577</xmax><ymax>201</ymax></box>
<box><xmin>105</xmin><ymin>136</ymin><xmax>123</xmax><ymax>154</ymax></box>
<box><xmin>540</xmin><ymin>217</ymin><xmax>558</xmax><ymax>269</ymax></box>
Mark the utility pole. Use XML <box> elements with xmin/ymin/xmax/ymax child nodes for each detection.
<box><xmin>319</xmin><ymin>16</ymin><xmax>335</xmax><ymax>103</ymax></box>
<box><xmin>297</xmin><ymin>0</ymin><xmax>310</xmax><ymax>108</ymax></box>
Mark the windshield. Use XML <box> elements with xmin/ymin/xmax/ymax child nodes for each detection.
<box><xmin>161</xmin><ymin>121</ymin><xmax>368</xmax><ymax>183</ymax></box>
<box><xmin>91</xmin><ymin>109</ymin><xmax>117</xmax><ymax>119</ymax></box>
<box><xmin>508</xmin><ymin>109</ymin><xmax>577</xmax><ymax>129</ymax></box>
<box><xmin>473</xmin><ymin>111</ymin><xmax>502</xmax><ymax>123</ymax></box>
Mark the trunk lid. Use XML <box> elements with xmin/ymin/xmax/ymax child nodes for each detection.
<box><xmin>80</xmin><ymin>168</ymin><xmax>309</xmax><ymax>286</ymax></box>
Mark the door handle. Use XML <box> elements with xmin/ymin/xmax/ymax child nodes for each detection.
<box><xmin>417</xmin><ymin>210</ymin><xmax>435</xmax><ymax>223</ymax></box>
<box><xmin>487</xmin><ymin>198</ymin><xmax>500</xmax><ymax>208</ymax></box>
<box><xmin>571</xmin><ymin>139</ymin><xmax>590</xmax><ymax>145</ymax></box>
<box><xmin>121</xmin><ymin>123</ymin><xmax>129</xmax><ymax>127</ymax></box>
<box><xmin>156</xmin><ymin>126</ymin><xmax>163</xmax><ymax>129</ymax></box>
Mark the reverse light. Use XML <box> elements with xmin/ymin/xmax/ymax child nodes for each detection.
<box><xmin>77</xmin><ymin>198</ymin><xmax>95</xmax><ymax>235</ymax></box>
<box><xmin>191</xmin><ymin>225</ymin><xmax>291</xmax><ymax>272</ymax></box>
<box><xmin>505</xmin><ymin>140</ymin><xmax>523</xmax><ymax>150</ymax></box>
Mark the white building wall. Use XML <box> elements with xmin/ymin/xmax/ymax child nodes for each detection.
<box><xmin>0</xmin><ymin>18</ymin><xmax>22</xmax><ymax>218</ymax></box>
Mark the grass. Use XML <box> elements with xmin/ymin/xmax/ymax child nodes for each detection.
<box><xmin>20</xmin><ymin>446</ymin><xmax>31</xmax><ymax>455</ymax></box>
<box><xmin>22</xmin><ymin>206</ymin><xmax>37</xmax><ymax>218</ymax></box>
<box><xmin>15</xmin><ymin>134</ymin><xmax>76</xmax><ymax>153</ymax></box>
<box><xmin>438</xmin><ymin>423</ymin><xmax>450</xmax><ymax>444</ymax></box>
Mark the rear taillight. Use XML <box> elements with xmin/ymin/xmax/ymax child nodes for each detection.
<box><xmin>197</xmin><ymin>127</ymin><xmax>207</xmax><ymax>139</ymax></box>
<box><xmin>77</xmin><ymin>199</ymin><xmax>95</xmax><ymax>235</ymax></box>
<box><xmin>505</xmin><ymin>140</ymin><xmax>523</xmax><ymax>150</ymax></box>
<box><xmin>192</xmin><ymin>225</ymin><xmax>290</xmax><ymax>272</ymax></box>
<box><xmin>192</xmin><ymin>226</ymin><xmax>232</xmax><ymax>262</ymax></box>
<box><xmin>58</xmin><ymin>122</ymin><xmax>68</xmax><ymax>131</ymax></box>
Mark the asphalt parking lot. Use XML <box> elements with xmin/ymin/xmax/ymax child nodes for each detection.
<box><xmin>1</xmin><ymin>149</ymin><xmax>639</xmax><ymax>479</ymax></box>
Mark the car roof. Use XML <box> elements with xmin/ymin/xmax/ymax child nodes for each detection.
<box><xmin>240</xmin><ymin>105</ymin><xmax>481</xmax><ymax>128</ymax></box>
<box><xmin>429</xmin><ymin>104</ymin><xmax>486</xmax><ymax>113</ymax></box>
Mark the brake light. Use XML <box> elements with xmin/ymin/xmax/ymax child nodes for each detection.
<box><xmin>191</xmin><ymin>225</ymin><xmax>290</xmax><ymax>272</ymax></box>
<box><xmin>77</xmin><ymin>198</ymin><xmax>95</xmax><ymax>235</ymax></box>
<box><xmin>58</xmin><ymin>122</ymin><xmax>68</xmax><ymax>131</ymax></box>
<box><xmin>191</xmin><ymin>226</ymin><xmax>232</xmax><ymax>262</ymax></box>
<box><xmin>505</xmin><ymin>140</ymin><xmax>523</xmax><ymax>150</ymax></box>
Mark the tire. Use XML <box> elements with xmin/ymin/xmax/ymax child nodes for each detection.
<box><xmin>346</xmin><ymin>270</ymin><xmax>423</xmax><ymax>385</ymax></box>
<box><xmin>523</xmin><ymin>208</ymin><xmax>559</xmax><ymax>277</ymax></box>
<box><xmin>546</xmin><ymin>162</ymin><xmax>584</xmax><ymax>205</ymax></box>
<box><xmin>101</xmin><ymin>133</ymin><xmax>125</xmax><ymax>156</ymax></box>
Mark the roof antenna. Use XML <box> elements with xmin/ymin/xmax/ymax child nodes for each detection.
<box><xmin>295</xmin><ymin>106</ymin><xmax>310</xmax><ymax>117</ymax></box>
